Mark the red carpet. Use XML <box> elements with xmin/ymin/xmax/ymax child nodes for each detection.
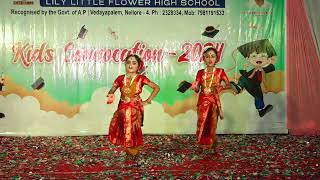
<box><xmin>1</xmin><ymin>135</ymin><xmax>319</xmax><ymax>179</ymax></box>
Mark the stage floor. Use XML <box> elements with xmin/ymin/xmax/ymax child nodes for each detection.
<box><xmin>1</xmin><ymin>135</ymin><xmax>319</xmax><ymax>179</ymax></box>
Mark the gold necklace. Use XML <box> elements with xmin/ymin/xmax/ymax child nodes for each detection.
<box><xmin>203</xmin><ymin>68</ymin><xmax>215</xmax><ymax>95</ymax></box>
<box><xmin>123</xmin><ymin>74</ymin><xmax>137</xmax><ymax>94</ymax></box>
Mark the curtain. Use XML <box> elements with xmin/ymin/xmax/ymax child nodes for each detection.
<box><xmin>287</xmin><ymin>0</ymin><xmax>320</xmax><ymax>135</ymax></box>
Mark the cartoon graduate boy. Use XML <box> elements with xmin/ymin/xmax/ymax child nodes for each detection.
<box><xmin>231</xmin><ymin>39</ymin><xmax>277</xmax><ymax>117</ymax></box>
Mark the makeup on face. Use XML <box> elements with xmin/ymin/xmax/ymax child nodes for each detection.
<box><xmin>204</xmin><ymin>50</ymin><xmax>217</xmax><ymax>67</ymax></box>
<box><xmin>125</xmin><ymin>56</ymin><xmax>139</xmax><ymax>74</ymax></box>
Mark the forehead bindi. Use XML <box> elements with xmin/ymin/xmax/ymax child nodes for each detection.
<box><xmin>127</xmin><ymin>57</ymin><xmax>138</xmax><ymax>63</ymax></box>
<box><xmin>205</xmin><ymin>51</ymin><xmax>216</xmax><ymax>57</ymax></box>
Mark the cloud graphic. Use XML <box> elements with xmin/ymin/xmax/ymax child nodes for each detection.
<box><xmin>0</xmin><ymin>88</ymin><xmax>286</xmax><ymax>136</ymax></box>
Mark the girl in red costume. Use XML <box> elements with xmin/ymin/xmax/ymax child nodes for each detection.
<box><xmin>106</xmin><ymin>54</ymin><xmax>160</xmax><ymax>156</ymax></box>
<box><xmin>191</xmin><ymin>47</ymin><xmax>230</xmax><ymax>151</ymax></box>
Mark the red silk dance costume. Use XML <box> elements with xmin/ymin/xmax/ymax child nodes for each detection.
<box><xmin>194</xmin><ymin>68</ymin><xmax>230</xmax><ymax>147</ymax></box>
<box><xmin>108</xmin><ymin>74</ymin><xmax>150</xmax><ymax>149</ymax></box>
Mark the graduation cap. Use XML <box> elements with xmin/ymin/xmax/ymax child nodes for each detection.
<box><xmin>32</xmin><ymin>77</ymin><xmax>45</xmax><ymax>90</ymax></box>
<box><xmin>177</xmin><ymin>81</ymin><xmax>192</xmax><ymax>93</ymax></box>
<box><xmin>237</xmin><ymin>39</ymin><xmax>277</xmax><ymax>58</ymax></box>
<box><xmin>77</xmin><ymin>25</ymin><xmax>88</xmax><ymax>39</ymax></box>
<box><xmin>202</xmin><ymin>26</ymin><xmax>219</xmax><ymax>38</ymax></box>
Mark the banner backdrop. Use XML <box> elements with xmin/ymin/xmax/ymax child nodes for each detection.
<box><xmin>0</xmin><ymin>0</ymin><xmax>286</xmax><ymax>135</ymax></box>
